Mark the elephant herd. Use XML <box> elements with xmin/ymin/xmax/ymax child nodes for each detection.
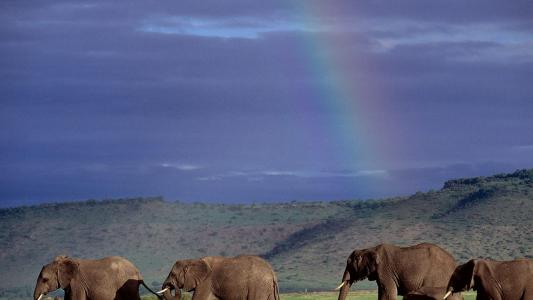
<box><xmin>33</xmin><ymin>255</ymin><xmax>278</xmax><ymax>300</ymax></box>
<box><xmin>335</xmin><ymin>243</ymin><xmax>532</xmax><ymax>300</ymax></box>
<box><xmin>33</xmin><ymin>243</ymin><xmax>533</xmax><ymax>300</ymax></box>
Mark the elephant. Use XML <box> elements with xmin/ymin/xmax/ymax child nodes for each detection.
<box><xmin>445</xmin><ymin>258</ymin><xmax>533</xmax><ymax>300</ymax></box>
<box><xmin>33</xmin><ymin>255</ymin><xmax>160</xmax><ymax>300</ymax></box>
<box><xmin>158</xmin><ymin>255</ymin><xmax>279</xmax><ymax>300</ymax></box>
<box><xmin>336</xmin><ymin>243</ymin><xmax>460</xmax><ymax>300</ymax></box>
<box><xmin>404</xmin><ymin>287</ymin><xmax>463</xmax><ymax>300</ymax></box>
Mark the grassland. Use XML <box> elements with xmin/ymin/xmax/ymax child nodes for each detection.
<box><xmin>1</xmin><ymin>169</ymin><xmax>532</xmax><ymax>299</ymax></box>
<box><xmin>280</xmin><ymin>292</ymin><xmax>387</xmax><ymax>300</ymax></box>
<box><xmin>138</xmin><ymin>291</ymin><xmax>478</xmax><ymax>300</ymax></box>
<box><xmin>278</xmin><ymin>292</ymin><xmax>478</xmax><ymax>300</ymax></box>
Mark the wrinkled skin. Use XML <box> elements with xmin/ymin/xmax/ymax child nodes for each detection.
<box><xmin>404</xmin><ymin>287</ymin><xmax>463</xmax><ymax>300</ymax></box>
<box><xmin>33</xmin><ymin>255</ymin><xmax>152</xmax><ymax>300</ymax></box>
<box><xmin>161</xmin><ymin>255</ymin><xmax>279</xmax><ymax>300</ymax></box>
<box><xmin>446</xmin><ymin>259</ymin><xmax>533</xmax><ymax>300</ymax></box>
<box><xmin>337</xmin><ymin>243</ymin><xmax>459</xmax><ymax>300</ymax></box>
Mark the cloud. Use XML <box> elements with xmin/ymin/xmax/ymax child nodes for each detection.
<box><xmin>195</xmin><ymin>169</ymin><xmax>388</xmax><ymax>181</ymax></box>
<box><xmin>138</xmin><ymin>16</ymin><xmax>307</xmax><ymax>39</ymax></box>
<box><xmin>260</xmin><ymin>169</ymin><xmax>389</xmax><ymax>178</ymax></box>
<box><xmin>160</xmin><ymin>163</ymin><xmax>202</xmax><ymax>171</ymax></box>
<box><xmin>196</xmin><ymin>175</ymin><xmax>222</xmax><ymax>181</ymax></box>
<box><xmin>511</xmin><ymin>145</ymin><xmax>533</xmax><ymax>152</ymax></box>
<box><xmin>355</xmin><ymin>169</ymin><xmax>388</xmax><ymax>176</ymax></box>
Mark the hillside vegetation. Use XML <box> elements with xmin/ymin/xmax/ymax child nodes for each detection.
<box><xmin>1</xmin><ymin>169</ymin><xmax>532</xmax><ymax>299</ymax></box>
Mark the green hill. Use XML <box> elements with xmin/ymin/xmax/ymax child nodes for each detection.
<box><xmin>1</xmin><ymin>169</ymin><xmax>532</xmax><ymax>299</ymax></box>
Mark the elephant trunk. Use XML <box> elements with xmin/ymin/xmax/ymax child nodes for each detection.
<box><xmin>443</xmin><ymin>291</ymin><xmax>453</xmax><ymax>300</ymax></box>
<box><xmin>337</xmin><ymin>270</ymin><xmax>352</xmax><ymax>300</ymax></box>
<box><xmin>160</xmin><ymin>278</ymin><xmax>181</xmax><ymax>300</ymax></box>
<box><xmin>162</xmin><ymin>288</ymin><xmax>181</xmax><ymax>300</ymax></box>
<box><xmin>337</xmin><ymin>283</ymin><xmax>350</xmax><ymax>300</ymax></box>
<box><xmin>33</xmin><ymin>285</ymin><xmax>45</xmax><ymax>300</ymax></box>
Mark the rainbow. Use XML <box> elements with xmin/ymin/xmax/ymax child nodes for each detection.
<box><xmin>290</xmin><ymin>2</ymin><xmax>391</xmax><ymax>174</ymax></box>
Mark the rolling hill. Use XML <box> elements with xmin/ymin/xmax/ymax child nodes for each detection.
<box><xmin>1</xmin><ymin>169</ymin><xmax>532</xmax><ymax>299</ymax></box>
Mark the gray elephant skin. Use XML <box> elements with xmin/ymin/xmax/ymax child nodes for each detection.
<box><xmin>160</xmin><ymin>255</ymin><xmax>279</xmax><ymax>300</ymax></box>
<box><xmin>33</xmin><ymin>255</ymin><xmax>158</xmax><ymax>300</ymax></box>
<box><xmin>446</xmin><ymin>258</ymin><xmax>533</xmax><ymax>300</ymax></box>
<box><xmin>336</xmin><ymin>243</ymin><xmax>459</xmax><ymax>300</ymax></box>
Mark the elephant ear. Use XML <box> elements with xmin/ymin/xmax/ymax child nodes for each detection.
<box><xmin>452</xmin><ymin>259</ymin><xmax>477</xmax><ymax>292</ymax></box>
<box><xmin>363</xmin><ymin>251</ymin><xmax>380</xmax><ymax>272</ymax></box>
<box><xmin>464</xmin><ymin>259</ymin><xmax>477</xmax><ymax>290</ymax></box>
<box><xmin>356</xmin><ymin>250</ymin><xmax>380</xmax><ymax>280</ymax></box>
<box><xmin>183</xmin><ymin>259</ymin><xmax>210</xmax><ymax>292</ymax></box>
<box><xmin>56</xmin><ymin>256</ymin><xmax>79</xmax><ymax>289</ymax></box>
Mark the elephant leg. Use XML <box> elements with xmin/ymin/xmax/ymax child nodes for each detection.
<box><xmin>115</xmin><ymin>289</ymin><xmax>140</xmax><ymax>300</ymax></box>
<box><xmin>191</xmin><ymin>288</ymin><xmax>217</xmax><ymax>300</ymax></box>
<box><xmin>475</xmin><ymin>292</ymin><xmax>489</xmax><ymax>300</ymax></box>
<box><xmin>71</xmin><ymin>288</ymin><xmax>87</xmax><ymax>300</ymax></box>
<box><xmin>266</xmin><ymin>289</ymin><xmax>278</xmax><ymax>300</ymax></box>
<box><xmin>522</xmin><ymin>287</ymin><xmax>532</xmax><ymax>300</ymax></box>
<box><xmin>478</xmin><ymin>285</ymin><xmax>502</xmax><ymax>300</ymax></box>
<box><xmin>248</xmin><ymin>285</ymin><xmax>273</xmax><ymax>300</ymax></box>
<box><xmin>115</xmin><ymin>280</ymin><xmax>141</xmax><ymax>300</ymax></box>
<box><xmin>378</xmin><ymin>282</ymin><xmax>398</xmax><ymax>300</ymax></box>
<box><xmin>476</xmin><ymin>290</ymin><xmax>501</xmax><ymax>300</ymax></box>
<box><xmin>64</xmin><ymin>289</ymin><xmax>71</xmax><ymax>300</ymax></box>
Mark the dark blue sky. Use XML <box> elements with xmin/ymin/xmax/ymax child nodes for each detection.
<box><xmin>1</xmin><ymin>1</ymin><xmax>532</xmax><ymax>207</ymax></box>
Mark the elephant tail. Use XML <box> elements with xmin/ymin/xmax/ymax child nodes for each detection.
<box><xmin>273</xmin><ymin>279</ymin><xmax>280</xmax><ymax>300</ymax></box>
<box><xmin>140</xmin><ymin>280</ymin><xmax>163</xmax><ymax>299</ymax></box>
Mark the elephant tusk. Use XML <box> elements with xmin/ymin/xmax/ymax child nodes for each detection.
<box><xmin>443</xmin><ymin>291</ymin><xmax>452</xmax><ymax>300</ymax></box>
<box><xmin>335</xmin><ymin>281</ymin><xmax>346</xmax><ymax>290</ymax></box>
<box><xmin>156</xmin><ymin>287</ymin><xmax>169</xmax><ymax>295</ymax></box>
<box><xmin>37</xmin><ymin>294</ymin><xmax>44</xmax><ymax>300</ymax></box>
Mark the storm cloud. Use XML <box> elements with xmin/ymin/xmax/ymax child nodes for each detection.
<box><xmin>1</xmin><ymin>1</ymin><xmax>532</xmax><ymax>206</ymax></box>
